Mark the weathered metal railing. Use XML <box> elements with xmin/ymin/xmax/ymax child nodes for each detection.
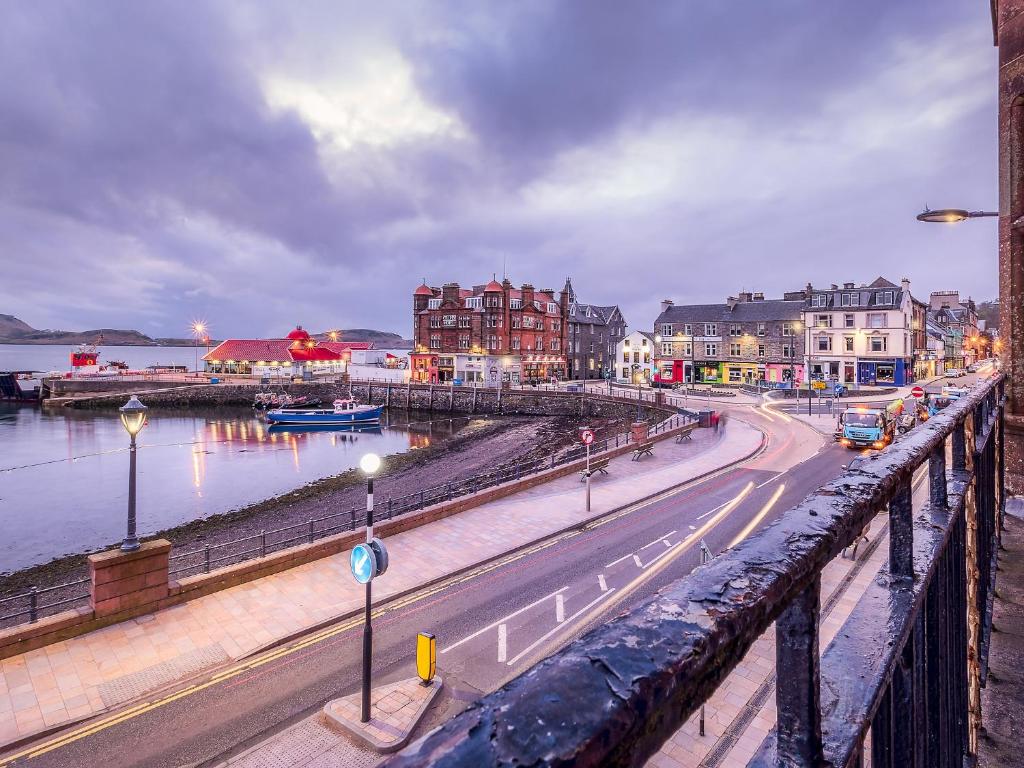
<box><xmin>0</xmin><ymin>578</ymin><xmax>90</xmax><ymax>629</ymax></box>
<box><xmin>384</xmin><ymin>376</ymin><xmax>1005</xmax><ymax>768</ymax></box>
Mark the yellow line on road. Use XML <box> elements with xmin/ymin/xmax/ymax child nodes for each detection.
<box><xmin>727</xmin><ymin>483</ymin><xmax>786</xmax><ymax>550</ymax></box>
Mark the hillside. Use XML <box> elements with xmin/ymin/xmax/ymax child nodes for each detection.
<box><xmin>0</xmin><ymin>314</ymin><xmax>36</xmax><ymax>337</ymax></box>
<box><xmin>315</xmin><ymin>328</ymin><xmax>413</xmax><ymax>348</ymax></box>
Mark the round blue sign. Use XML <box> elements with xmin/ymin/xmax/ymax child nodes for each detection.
<box><xmin>350</xmin><ymin>543</ymin><xmax>377</xmax><ymax>584</ymax></box>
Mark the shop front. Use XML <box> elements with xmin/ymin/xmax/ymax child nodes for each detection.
<box><xmin>857</xmin><ymin>358</ymin><xmax>911</xmax><ymax>386</ymax></box>
<box><xmin>410</xmin><ymin>353</ymin><xmax>439</xmax><ymax>384</ymax></box>
<box><xmin>722</xmin><ymin>362</ymin><xmax>761</xmax><ymax>384</ymax></box>
<box><xmin>807</xmin><ymin>357</ymin><xmax>859</xmax><ymax>385</ymax></box>
<box><xmin>765</xmin><ymin>362</ymin><xmax>805</xmax><ymax>384</ymax></box>
<box><xmin>521</xmin><ymin>354</ymin><xmax>567</xmax><ymax>384</ymax></box>
<box><xmin>695</xmin><ymin>362</ymin><xmax>723</xmax><ymax>383</ymax></box>
<box><xmin>484</xmin><ymin>356</ymin><xmax>521</xmax><ymax>387</ymax></box>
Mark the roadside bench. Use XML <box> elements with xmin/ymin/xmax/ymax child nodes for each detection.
<box><xmin>675</xmin><ymin>423</ymin><xmax>696</xmax><ymax>443</ymax></box>
<box><xmin>632</xmin><ymin>441</ymin><xmax>655</xmax><ymax>461</ymax></box>
<box><xmin>580</xmin><ymin>456</ymin><xmax>611</xmax><ymax>481</ymax></box>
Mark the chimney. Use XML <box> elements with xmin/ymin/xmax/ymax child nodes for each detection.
<box><xmin>738</xmin><ymin>291</ymin><xmax>753</xmax><ymax>303</ymax></box>
<box><xmin>727</xmin><ymin>296</ymin><xmax>738</xmax><ymax>310</ymax></box>
<box><xmin>752</xmin><ymin>292</ymin><xmax>764</xmax><ymax>301</ymax></box>
<box><xmin>661</xmin><ymin>299</ymin><xmax>674</xmax><ymax>314</ymax></box>
<box><xmin>901</xmin><ymin>277</ymin><xmax>911</xmax><ymax>294</ymax></box>
<box><xmin>521</xmin><ymin>283</ymin><xmax>535</xmax><ymax>307</ymax></box>
<box><xmin>806</xmin><ymin>282</ymin><xmax>813</xmax><ymax>294</ymax></box>
<box><xmin>442</xmin><ymin>282</ymin><xmax>460</xmax><ymax>305</ymax></box>
<box><xmin>830</xmin><ymin>284</ymin><xmax>839</xmax><ymax>290</ymax></box>
<box><xmin>843</xmin><ymin>282</ymin><xmax>855</xmax><ymax>289</ymax></box>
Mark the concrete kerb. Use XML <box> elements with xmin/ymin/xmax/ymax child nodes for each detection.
<box><xmin>0</xmin><ymin>423</ymin><xmax>767</xmax><ymax>758</ymax></box>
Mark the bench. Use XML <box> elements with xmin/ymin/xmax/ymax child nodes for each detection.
<box><xmin>580</xmin><ymin>456</ymin><xmax>611</xmax><ymax>481</ymax></box>
<box><xmin>632</xmin><ymin>441</ymin><xmax>655</xmax><ymax>461</ymax></box>
<box><xmin>675</xmin><ymin>423</ymin><xmax>696</xmax><ymax>443</ymax></box>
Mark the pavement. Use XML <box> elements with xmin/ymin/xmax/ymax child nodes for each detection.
<box><xmin>0</xmin><ymin>417</ymin><xmax>770</xmax><ymax>756</ymax></box>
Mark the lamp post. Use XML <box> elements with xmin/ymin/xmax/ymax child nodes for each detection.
<box><xmin>359</xmin><ymin>452</ymin><xmax>381</xmax><ymax>723</ymax></box>
<box><xmin>118</xmin><ymin>395</ymin><xmax>148</xmax><ymax>551</ymax></box>
<box><xmin>191</xmin><ymin>321</ymin><xmax>207</xmax><ymax>376</ymax></box>
<box><xmin>916</xmin><ymin>207</ymin><xmax>997</xmax><ymax>223</ymax></box>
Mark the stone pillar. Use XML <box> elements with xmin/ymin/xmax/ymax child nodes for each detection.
<box><xmin>997</xmin><ymin>0</ymin><xmax>1024</xmax><ymax>493</ymax></box>
<box><xmin>88</xmin><ymin>539</ymin><xmax>171</xmax><ymax>619</ymax></box>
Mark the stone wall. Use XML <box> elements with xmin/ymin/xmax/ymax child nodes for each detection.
<box><xmin>67</xmin><ymin>380</ymin><xmax>675</xmax><ymax>423</ymax></box>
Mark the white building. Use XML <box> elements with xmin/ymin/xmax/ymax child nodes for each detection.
<box><xmin>802</xmin><ymin>277</ymin><xmax>917</xmax><ymax>387</ymax></box>
<box><xmin>615</xmin><ymin>330</ymin><xmax>656</xmax><ymax>384</ymax></box>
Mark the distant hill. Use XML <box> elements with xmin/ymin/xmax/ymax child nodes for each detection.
<box><xmin>977</xmin><ymin>300</ymin><xmax>999</xmax><ymax>330</ymax></box>
<box><xmin>0</xmin><ymin>315</ymin><xmax>412</xmax><ymax>348</ymax></box>
<box><xmin>315</xmin><ymin>328</ymin><xmax>413</xmax><ymax>348</ymax></box>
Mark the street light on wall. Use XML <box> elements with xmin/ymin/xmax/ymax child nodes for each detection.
<box><xmin>916</xmin><ymin>207</ymin><xmax>998</xmax><ymax>223</ymax></box>
<box><xmin>118</xmin><ymin>395</ymin><xmax>148</xmax><ymax>552</ymax></box>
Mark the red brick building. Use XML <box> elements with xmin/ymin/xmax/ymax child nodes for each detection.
<box><xmin>410</xmin><ymin>278</ymin><xmax>570</xmax><ymax>385</ymax></box>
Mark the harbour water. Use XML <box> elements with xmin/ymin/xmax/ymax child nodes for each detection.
<box><xmin>0</xmin><ymin>344</ymin><xmax>200</xmax><ymax>373</ymax></box>
<box><xmin>0</xmin><ymin>404</ymin><xmax>455</xmax><ymax>574</ymax></box>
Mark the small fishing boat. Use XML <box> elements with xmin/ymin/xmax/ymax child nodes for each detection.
<box><xmin>266</xmin><ymin>398</ymin><xmax>383</xmax><ymax>425</ymax></box>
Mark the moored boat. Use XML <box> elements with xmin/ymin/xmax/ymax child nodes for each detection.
<box><xmin>266</xmin><ymin>398</ymin><xmax>382</xmax><ymax>425</ymax></box>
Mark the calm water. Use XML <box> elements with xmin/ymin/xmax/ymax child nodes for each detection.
<box><xmin>0</xmin><ymin>404</ymin><xmax>450</xmax><ymax>573</ymax></box>
<box><xmin>0</xmin><ymin>343</ymin><xmax>200</xmax><ymax>373</ymax></box>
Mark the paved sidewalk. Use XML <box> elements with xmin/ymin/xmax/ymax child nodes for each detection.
<box><xmin>0</xmin><ymin>421</ymin><xmax>765</xmax><ymax>751</ymax></box>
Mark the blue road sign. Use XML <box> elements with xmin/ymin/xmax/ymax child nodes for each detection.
<box><xmin>350</xmin><ymin>543</ymin><xmax>377</xmax><ymax>585</ymax></box>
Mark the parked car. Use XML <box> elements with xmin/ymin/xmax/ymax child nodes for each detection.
<box><xmin>946</xmin><ymin>368</ymin><xmax>966</xmax><ymax>378</ymax></box>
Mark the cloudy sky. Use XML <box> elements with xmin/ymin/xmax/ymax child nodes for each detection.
<box><xmin>0</xmin><ymin>1</ymin><xmax>998</xmax><ymax>339</ymax></box>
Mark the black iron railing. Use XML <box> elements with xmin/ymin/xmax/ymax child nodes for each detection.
<box><xmin>0</xmin><ymin>578</ymin><xmax>90</xmax><ymax>629</ymax></box>
<box><xmin>165</xmin><ymin>412</ymin><xmax>693</xmax><ymax>579</ymax></box>
<box><xmin>383</xmin><ymin>376</ymin><xmax>1005</xmax><ymax>768</ymax></box>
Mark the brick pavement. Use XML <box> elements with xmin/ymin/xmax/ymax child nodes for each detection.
<box><xmin>0</xmin><ymin>420</ymin><xmax>768</xmax><ymax>751</ymax></box>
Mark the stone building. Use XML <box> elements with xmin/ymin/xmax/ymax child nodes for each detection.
<box><xmin>410</xmin><ymin>278</ymin><xmax>569</xmax><ymax>385</ymax></box>
<box><xmin>615</xmin><ymin>330</ymin><xmax>656</xmax><ymax>384</ymax></box>
<box><xmin>653</xmin><ymin>291</ymin><xmax>806</xmax><ymax>386</ymax></box>
<box><xmin>564</xmin><ymin>279</ymin><xmax>627</xmax><ymax>380</ymax></box>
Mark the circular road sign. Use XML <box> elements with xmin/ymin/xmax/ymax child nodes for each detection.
<box><xmin>580</xmin><ymin>428</ymin><xmax>595</xmax><ymax>446</ymax></box>
<box><xmin>350</xmin><ymin>543</ymin><xmax>377</xmax><ymax>585</ymax></box>
<box><xmin>911</xmin><ymin>386</ymin><xmax>925</xmax><ymax>399</ymax></box>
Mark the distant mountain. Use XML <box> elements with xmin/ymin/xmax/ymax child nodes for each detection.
<box><xmin>976</xmin><ymin>300</ymin><xmax>999</xmax><ymax>330</ymax></box>
<box><xmin>315</xmin><ymin>328</ymin><xmax>413</xmax><ymax>348</ymax></box>
<box><xmin>0</xmin><ymin>314</ymin><xmax>36</xmax><ymax>338</ymax></box>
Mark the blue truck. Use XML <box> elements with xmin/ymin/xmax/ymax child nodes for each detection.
<box><xmin>839</xmin><ymin>399</ymin><xmax>905</xmax><ymax>450</ymax></box>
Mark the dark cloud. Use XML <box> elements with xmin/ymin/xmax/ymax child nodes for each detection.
<box><xmin>0</xmin><ymin>1</ymin><xmax>998</xmax><ymax>339</ymax></box>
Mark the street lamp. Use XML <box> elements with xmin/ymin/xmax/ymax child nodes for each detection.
<box><xmin>359</xmin><ymin>451</ymin><xmax>381</xmax><ymax>723</ymax></box>
<box><xmin>916</xmin><ymin>207</ymin><xmax>998</xmax><ymax>223</ymax></box>
<box><xmin>191</xmin><ymin>321</ymin><xmax>207</xmax><ymax>375</ymax></box>
<box><xmin>118</xmin><ymin>395</ymin><xmax>148</xmax><ymax>551</ymax></box>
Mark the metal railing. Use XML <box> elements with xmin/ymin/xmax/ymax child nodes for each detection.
<box><xmin>383</xmin><ymin>376</ymin><xmax>1005</xmax><ymax>768</ymax></box>
<box><xmin>167</xmin><ymin>412</ymin><xmax>694</xmax><ymax>580</ymax></box>
<box><xmin>0</xmin><ymin>578</ymin><xmax>90</xmax><ymax>628</ymax></box>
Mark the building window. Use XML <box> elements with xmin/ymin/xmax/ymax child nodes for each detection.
<box><xmin>844</xmin><ymin>336</ymin><xmax>854</xmax><ymax>352</ymax></box>
<box><xmin>870</xmin><ymin>335</ymin><xmax>887</xmax><ymax>352</ymax></box>
<box><xmin>683</xmin><ymin>342</ymin><xmax>693</xmax><ymax>356</ymax></box>
<box><xmin>458</xmin><ymin>315</ymin><xmax>471</xmax><ymax>328</ymax></box>
<box><xmin>683</xmin><ymin>324</ymin><xmax>692</xmax><ymax>335</ymax></box>
<box><xmin>758</xmin><ymin>344</ymin><xmax>766</xmax><ymax>357</ymax></box>
<box><xmin>430</xmin><ymin>316</ymin><xmax>441</xmax><ymax>328</ymax></box>
<box><xmin>660</xmin><ymin>323</ymin><xmax>673</xmax><ymax>335</ymax></box>
<box><xmin>487</xmin><ymin>335</ymin><xmax>498</xmax><ymax>350</ymax></box>
<box><xmin>536</xmin><ymin>319</ymin><xmax>544</xmax><ymax>331</ymax></box>
<box><xmin>730</xmin><ymin>343</ymin><xmax>742</xmax><ymax>356</ymax></box>
<box><xmin>512</xmin><ymin>336</ymin><xmax>521</xmax><ymax>350</ymax></box>
<box><xmin>510</xmin><ymin>298</ymin><xmax>522</xmax><ymax>309</ymax></box>
<box><xmin>730</xmin><ymin>325</ymin><xmax>742</xmax><ymax>337</ymax></box>
<box><xmin>705</xmin><ymin>323</ymin><xmax>718</xmax><ymax>336</ymax></box>
<box><xmin>511</xmin><ymin>316</ymin><xmax>521</xmax><ymax>329</ymax></box>
<box><xmin>547</xmin><ymin>302</ymin><xmax>557</xmax><ymax>314</ymax></box>
<box><xmin>877</xmin><ymin>291</ymin><xmax>894</xmax><ymax>305</ymax></box>
<box><xmin>643</xmin><ymin>352</ymin><xmax>650</xmax><ymax>363</ymax></box>
<box><xmin>816</xmin><ymin>335</ymin><xmax>832</xmax><ymax>352</ymax></box>
<box><xmin>757</xmin><ymin>322</ymin><xmax>766</xmax><ymax>336</ymax></box>
<box><xmin>623</xmin><ymin>352</ymin><xmax>630</xmax><ymax>363</ymax></box>
<box><xmin>442</xmin><ymin>314</ymin><xmax>456</xmax><ymax>327</ymax></box>
<box><xmin>458</xmin><ymin>335</ymin><xmax>470</xmax><ymax>349</ymax></box>
<box><xmin>783</xmin><ymin>322</ymin><xmax>796</xmax><ymax>336</ymax></box>
<box><xmin>552</xmin><ymin>320</ymin><xmax>561</xmax><ymax>331</ymax></box>
<box><xmin>811</xmin><ymin>294</ymin><xmax>827</xmax><ymax>308</ymax></box>
<box><xmin>486</xmin><ymin>295</ymin><xmax>501</xmax><ymax>308</ymax></box>
<box><xmin>783</xmin><ymin>344</ymin><xmax>793</xmax><ymax>358</ymax></box>
<box><xmin>867</xmin><ymin>313</ymin><xmax>885</xmax><ymax>328</ymax></box>
<box><xmin>536</xmin><ymin>339</ymin><xmax>544</xmax><ymax>351</ymax></box>
<box><xmin>429</xmin><ymin>335</ymin><xmax>441</xmax><ymax>349</ymax></box>
<box><xmin>428</xmin><ymin>298</ymin><xmax>442</xmax><ymax>309</ymax></box>
<box><xmin>814</xmin><ymin>314</ymin><xmax>831</xmax><ymax>328</ymax></box>
<box><xmin>844</xmin><ymin>314</ymin><xmax>855</xmax><ymax>328</ymax></box>
<box><xmin>841</xmin><ymin>293</ymin><xmax>860</xmax><ymax>307</ymax></box>
<box><xmin>706</xmin><ymin>342</ymin><xmax>718</xmax><ymax>357</ymax></box>
<box><xmin>551</xmin><ymin>339</ymin><xmax>559</xmax><ymax>351</ymax></box>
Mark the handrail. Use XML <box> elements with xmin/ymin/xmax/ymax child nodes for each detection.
<box><xmin>383</xmin><ymin>376</ymin><xmax>1004</xmax><ymax>767</ymax></box>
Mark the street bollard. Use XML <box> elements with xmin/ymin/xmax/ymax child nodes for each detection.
<box><xmin>204</xmin><ymin>546</ymin><xmax>211</xmax><ymax>573</ymax></box>
<box><xmin>28</xmin><ymin>587</ymin><xmax>38</xmax><ymax>624</ymax></box>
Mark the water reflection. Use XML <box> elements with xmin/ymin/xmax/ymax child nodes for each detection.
<box><xmin>0</xmin><ymin>404</ymin><xmax>469</xmax><ymax>572</ymax></box>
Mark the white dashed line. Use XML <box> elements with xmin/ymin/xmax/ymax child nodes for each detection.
<box><xmin>555</xmin><ymin>594</ymin><xmax>565</xmax><ymax>623</ymax></box>
<box><xmin>598</xmin><ymin>574</ymin><xmax>608</xmax><ymax>592</ymax></box>
<box><xmin>497</xmin><ymin>624</ymin><xmax>507</xmax><ymax>663</ymax></box>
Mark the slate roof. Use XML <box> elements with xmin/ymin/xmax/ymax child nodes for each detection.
<box><xmin>568</xmin><ymin>303</ymin><xmax>624</xmax><ymax>326</ymax></box>
<box><xmin>655</xmin><ymin>299</ymin><xmax>803</xmax><ymax>326</ymax></box>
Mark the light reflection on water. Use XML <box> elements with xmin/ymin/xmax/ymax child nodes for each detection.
<box><xmin>0</xmin><ymin>404</ymin><xmax>455</xmax><ymax>573</ymax></box>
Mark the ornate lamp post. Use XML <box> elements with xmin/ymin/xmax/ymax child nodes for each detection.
<box><xmin>118</xmin><ymin>395</ymin><xmax>148</xmax><ymax>551</ymax></box>
<box><xmin>359</xmin><ymin>452</ymin><xmax>382</xmax><ymax>723</ymax></box>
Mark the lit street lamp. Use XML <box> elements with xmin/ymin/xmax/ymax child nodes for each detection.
<box><xmin>916</xmin><ymin>207</ymin><xmax>998</xmax><ymax>223</ymax></box>
<box><xmin>358</xmin><ymin>452</ymin><xmax>382</xmax><ymax>723</ymax></box>
<box><xmin>191</xmin><ymin>321</ymin><xmax>207</xmax><ymax>375</ymax></box>
<box><xmin>118</xmin><ymin>395</ymin><xmax>148</xmax><ymax>552</ymax></box>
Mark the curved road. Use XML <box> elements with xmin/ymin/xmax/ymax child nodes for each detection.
<box><xmin>1</xmin><ymin>407</ymin><xmax>849</xmax><ymax>768</ymax></box>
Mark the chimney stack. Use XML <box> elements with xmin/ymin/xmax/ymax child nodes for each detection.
<box><xmin>727</xmin><ymin>296</ymin><xmax>738</xmax><ymax>310</ymax></box>
<box><xmin>521</xmin><ymin>283</ymin><xmax>535</xmax><ymax>307</ymax></box>
<box><xmin>738</xmin><ymin>291</ymin><xmax>753</xmax><ymax>303</ymax></box>
<box><xmin>843</xmin><ymin>282</ymin><xmax>855</xmax><ymax>289</ymax></box>
<box><xmin>752</xmin><ymin>292</ymin><xmax>764</xmax><ymax>301</ymax></box>
<box><xmin>441</xmin><ymin>282</ymin><xmax>460</xmax><ymax>305</ymax></box>
<box><xmin>661</xmin><ymin>299</ymin><xmax>674</xmax><ymax>314</ymax></box>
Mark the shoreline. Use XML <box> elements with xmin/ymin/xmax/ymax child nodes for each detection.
<box><xmin>0</xmin><ymin>411</ymin><xmax>623</xmax><ymax>607</ymax></box>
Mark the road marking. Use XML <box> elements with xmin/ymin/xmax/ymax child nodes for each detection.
<box><xmin>441</xmin><ymin>586</ymin><xmax>569</xmax><ymax>654</ymax></box>
<box><xmin>727</xmin><ymin>483</ymin><xmax>786</xmax><ymax>549</ymax></box>
<box><xmin>555</xmin><ymin>594</ymin><xmax>565</xmax><ymax>623</ymax></box>
<box><xmin>640</xmin><ymin>531</ymin><xmax>676</xmax><ymax>551</ymax></box>
<box><xmin>0</xmin><ymin>421</ymin><xmax>772</xmax><ymax>766</ymax></box>
<box><xmin>755</xmin><ymin>472</ymin><xmax>784</xmax><ymax>489</ymax></box>
<box><xmin>696</xmin><ymin>481</ymin><xmax>754</xmax><ymax>521</ymax></box>
<box><xmin>497</xmin><ymin>624</ymin><xmax>507</xmax><ymax>663</ymax></box>
<box><xmin>598</xmin><ymin>574</ymin><xmax>608</xmax><ymax>592</ymax></box>
<box><xmin>663</xmin><ymin>539</ymin><xmax>672</xmax><ymax>547</ymax></box>
<box><xmin>506</xmin><ymin>589</ymin><xmax>617</xmax><ymax>666</ymax></box>
<box><xmin>632</xmin><ymin>554</ymin><xmax>643</xmax><ymax>567</ymax></box>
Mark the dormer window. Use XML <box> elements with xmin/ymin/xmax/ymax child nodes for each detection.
<box><xmin>510</xmin><ymin>298</ymin><xmax>523</xmax><ymax>309</ymax></box>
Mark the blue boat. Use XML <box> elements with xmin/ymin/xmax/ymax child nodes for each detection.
<box><xmin>266</xmin><ymin>398</ymin><xmax>383</xmax><ymax>425</ymax></box>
